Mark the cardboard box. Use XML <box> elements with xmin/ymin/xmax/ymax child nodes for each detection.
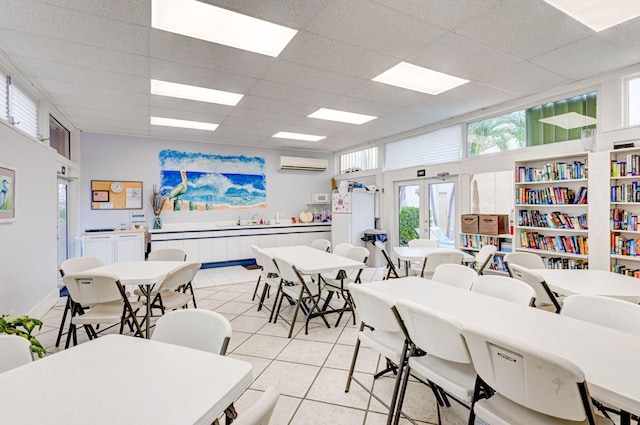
<box><xmin>461</xmin><ymin>214</ymin><xmax>479</xmax><ymax>234</ymax></box>
<box><xmin>478</xmin><ymin>214</ymin><xmax>509</xmax><ymax>235</ymax></box>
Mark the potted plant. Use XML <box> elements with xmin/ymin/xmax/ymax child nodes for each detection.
<box><xmin>0</xmin><ymin>315</ymin><xmax>46</xmax><ymax>358</ymax></box>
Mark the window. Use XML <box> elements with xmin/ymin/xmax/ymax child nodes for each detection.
<box><xmin>385</xmin><ymin>125</ymin><xmax>462</xmax><ymax>171</ymax></box>
<box><xmin>629</xmin><ymin>77</ymin><xmax>640</xmax><ymax>126</ymax></box>
<box><xmin>0</xmin><ymin>74</ymin><xmax>39</xmax><ymax>139</ymax></box>
<box><xmin>339</xmin><ymin>146</ymin><xmax>378</xmax><ymax>174</ymax></box>
<box><xmin>0</xmin><ymin>72</ymin><xmax>7</xmax><ymax>122</ymax></box>
<box><xmin>50</xmin><ymin>115</ymin><xmax>70</xmax><ymax>159</ymax></box>
<box><xmin>468</xmin><ymin>92</ymin><xmax>597</xmax><ymax>156</ymax></box>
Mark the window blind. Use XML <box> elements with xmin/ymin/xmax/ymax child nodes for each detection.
<box><xmin>385</xmin><ymin>125</ymin><xmax>462</xmax><ymax>171</ymax></box>
<box><xmin>0</xmin><ymin>72</ymin><xmax>7</xmax><ymax>123</ymax></box>
<box><xmin>340</xmin><ymin>147</ymin><xmax>378</xmax><ymax>173</ymax></box>
<box><xmin>8</xmin><ymin>77</ymin><xmax>38</xmax><ymax>138</ymax></box>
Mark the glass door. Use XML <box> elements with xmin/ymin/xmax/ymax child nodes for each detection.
<box><xmin>397</xmin><ymin>180</ymin><xmax>424</xmax><ymax>246</ymax></box>
<box><xmin>57</xmin><ymin>180</ymin><xmax>69</xmax><ymax>266</ymax></box>
<box><xmin>427</xmin><ymin>179</ymin><xmax>456</xmax><ymax>248</ymax></box>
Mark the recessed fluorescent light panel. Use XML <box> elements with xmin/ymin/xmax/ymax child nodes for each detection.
<box><xmin>152</xmin><ymin>0</ymin><xmax>298</xmax><ymax>57</ymax></box>
<box><xmin>538</xmin><ymin>112</ymin><xmax>597</xmax><ymax>130</ymax></box>
<box><xmin>151</xmin><ymin>117</ymin><xmax>219</xmax><ymax>131</ymax></box>
<box><xmin>151</xmin><ymin>79</ymin><xmax>243</xmax><ymax>106</ymax></box>
<box><xmin>543</xmin><ymin>0</ymin><xmax>640</xmax><ymax>32</ymax></box>
<box><xmin>308</xmin><ymin>108</ymin><xmax>377</xmax><ymax>125</ymax></box>
<box><xmin>273</xmin><ymin>131</ymin><xmax>326</xmax><ymax>142</ymax></box>
<box><xmin>372</xmin><ymin>62</ymin><xmax>469</xmax><ymax>95</ymax></box>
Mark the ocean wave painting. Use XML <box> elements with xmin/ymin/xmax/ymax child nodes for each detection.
<box><xmin>159</xmin><ymin>149</ymin><xmax>266</xmax><ymax>211</ymax></box>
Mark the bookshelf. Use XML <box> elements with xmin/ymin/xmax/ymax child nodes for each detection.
<box><xmin>610</xmin><ymin>148</ymin><xmax>640</xmax><ymax>277</ymax></box>
<box><xmin>460</xmin><ymin>233</ymin><xmax>512</xmax><ymax>274</ymax></box>
<box><xmin>514</xmin><ymin>153</ymin><xmax>589</xmax><ymax>269</ymax></box>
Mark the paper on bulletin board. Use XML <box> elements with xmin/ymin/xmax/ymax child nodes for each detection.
<box><xmin>126</xmin><ymin>187</ymin><xmax>142</xmax><ymax>209</ymax></box>
<box><xmin>91</xmin><ymin>180</ymin><xmax>143</xmax><ymax>210</ymax></box>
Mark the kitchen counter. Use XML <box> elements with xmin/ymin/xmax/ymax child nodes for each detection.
<box><xmin>149</xmin><ymin>222</ymin><xmax>332</xmax><ymax>266</ymax></box>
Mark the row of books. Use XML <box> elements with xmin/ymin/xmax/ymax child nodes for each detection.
<box><xmin>514</xmin><ymin>161</ymin><xmax>587</xmax><ymax>183</ymax></box>
<box><xmin>611</xmin><ymin>182</ymin><xmax>640</xmax><ymax>202</ymax></box>
<box><xmin>515</xmin><ymin>187</ymin><xmax>587</xmax><ymax>205</ymax></box>
<box><xmin>460</xmin><ymin>235</ymin><xmax>500</xmax><ymax>250</ymax></box>
<box><xmin>610</xmin><ymin>208</ymin><xmax>640</xmax><ymax>231</ymax></box>
<box><xmin>612</xmin><ymin>265</ymin><xmax>640</xmax><ymax>277</ymax></box>
<box><xmin>519</xmin><ymin>232</ymin><xmax>588</xmax><ymax>254</ymax></box>
<box><xmin>518</xmin><ymin>210</ymin><xmax>588</xmax><ymax>229</ymax></box>
<box><xmin>544</xmin><ymin>258</ymin><xmax>588</xmax><ymax>269</ymax></box>
<box><xmin>611</xmin><ymin>156</ymin><xmax>640</xmax><ymax>177</ymax></box>
<box><xmin>490</xmin><ymin>256</ymin><xmax>508</xmax><ymax>273</ymax></box>
<box><xmin>610</xmin><ymin>234</ymin><xmax>640</xmax><ymax>256</ymax></box>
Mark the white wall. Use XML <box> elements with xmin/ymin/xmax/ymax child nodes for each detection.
<box><xmin>79</xmin><ymin>133</ymin><xmax>334</xmax><ymax>231</ymax></box>
<box><xmin>0</xmin><ymin>122</ymin><xmax>58</xmax><ymax>315</ymax></box>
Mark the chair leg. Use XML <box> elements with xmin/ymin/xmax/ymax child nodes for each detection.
<box><xmin>345</xmin><ymin>323</ymin><xmax>365</xmax><ymax>392</ymax></box>
<box><xmin>392</xmin><ymin>363</ymin><xmax>413</xmax><ymax>425</ymax></box>
<box><xmin>55</xmin><ymin>297</ymin><xmax>72</xmax><ymax>348</ymax></box>
<box><xmin>251</xmin><ymin>276</ymin><xmax>262</xmax><ymax>301</ymax></box>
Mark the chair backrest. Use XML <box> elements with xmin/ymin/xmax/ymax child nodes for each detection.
<box><xmin>148</xmin><ymin>248</ymin><xmax>187</xmax><ymax>261</ymax></box>
<box><xmin>252</xmin><ymin>245</ymin><xmax>279</xmax><ymax>277</ymax></box>
<box><xmin>232</xmin><ymin>386</ymin><xmax>280</xmax><ymax>425</ymax></box>
<box><xmin>333</xmin><ymin>242</ymin><xmax>353</xmax><ymax>257</ymax></box>
<box><xmin>0</xmin><ymin>334</ymin><xmax>33</xmax><ymax>374</ymax></box>
<box><xmin>431</xmin><ymin>264</ymin><xmax>477</xmax><ymax>290</ymax></box>
<box><xmin>273</xmin><ymin>257</ymin><xmax>305</xmax><ymax>286</ymax></box>
<box><xmin>152</xmin><ymin>309</ymin><xmax>233</xmax><ymax>355</ymax></box>
<box><xmin>473</xmin><ymin>245</ymin><xmax>497</xmax><ymax>274</ymax></box>
<box><xmin>157</xmin><ymin>262</ymin><xmax>202</xmax><ymax>292</ymax></box>
<box><xmin>462</xmin><ymin>325</ymin><xmax>595</xmax><ymax>422</ymax></box>
<box><xmin>408</xmin><ymin>238</ymin><xmax>438</xmax><ymax>248</ymax></box>
<box><xmin>471</xmin><ymin>275</ymin><xmax>536</xmax><ymax>306</ymax></box>
<box><xmin>421</xmin><ymin>251</ymin><xmax>464</xmax><ymax>276</ymax></box>
<box><xmin>504</xmin><ymin>252</ymin><xmax>545</xmax><ymax>272</ymax></box>
<box><xmin>59</xmin><ymin>256</ymin><xmax>104</xmax><ymax>277</ymax></box>
<box><xmin>348</xmin><ymin>283</ymin><xmax>402</xmax><ymax>333</ymax></box>
<box><xmin>508</xmin><ymin>263</ymin><xmax>559</xmax><ymax>310</ymax></box>
<box><xmin>310</xmin><ymin>239</ymin><xmax>331</xmax><ymax>252</ymax></box>
<box><xmin>375</xmin><ymin>241</ymin><xmax>399</xmax><ymax>279</ymax></box>
<box><xmin>62</xmin><ymin>272</ymin><xmax>124</xmax><ymax>305</ymax></box>
<box><xmin>346</xmin><ymin>246</ymin><xmax>369</xmax><ymax>263</ymax></box>
<box><xmin>561</xmin><ymin>294</ymin><xmax>640</xmax><ymax>336</ymax></box>
<box><xmin>396</xmin><ymin>299</ymin><xmax>471</xmax><ymax>364</ymax></box>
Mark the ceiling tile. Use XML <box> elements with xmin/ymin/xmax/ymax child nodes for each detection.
<box><xmin>261</xmin><ymin>60</ymin><xmax>365</xmax><ymax>95</ymax></box>
<box><xmin>479</xmin><ymin>62</ymin><xmax>573</xmax><ymax>97</ymax></box>
<box><xmin>34</xmin><ymin>78</ymin><xmax>150</xmax><ymax>105</ymax></box>
<box><xmin>247</xmin><ymin>79</ymin><xmax>337</xmax><ymax>106</ymax></box>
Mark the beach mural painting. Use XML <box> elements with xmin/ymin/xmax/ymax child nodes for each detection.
<box><xmin>159</xmin><ymin>150</ymin><xmax>266</xmax><ymax>211</ymax></box>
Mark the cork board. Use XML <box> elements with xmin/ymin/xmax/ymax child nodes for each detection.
<box><xmin>91</xmin><ymin>180</ymin><xmax>143</xmax><ymax>210</ymax></box>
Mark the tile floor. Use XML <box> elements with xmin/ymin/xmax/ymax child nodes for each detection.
<box><xmin>35</xmin><ymin>265</ymin><xmax>477</xmax><ymax>425</ymax></box>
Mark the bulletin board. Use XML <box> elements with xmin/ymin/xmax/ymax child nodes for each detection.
<box><xmin>91</xmin><ymin>180</ymin><xmax>143</xmax><ymax>210</ymax></box>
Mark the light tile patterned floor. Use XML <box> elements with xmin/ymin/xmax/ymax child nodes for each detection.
<box><xmin>36</xmin><ymin>265</ymin><xmax>476</xmax><ymax>425</ymax></box>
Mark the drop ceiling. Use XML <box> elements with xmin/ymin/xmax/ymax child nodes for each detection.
<box><xmin>0</xmin><ymin>0</ymin><xmax>639</xmax><ymax>153</ymax></box>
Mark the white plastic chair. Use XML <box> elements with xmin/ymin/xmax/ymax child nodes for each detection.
<box><xmin>321</xmin><ymin>246</ymin><xmax>368</xmax><ymax>326</ymax></box>
<box><xmin>252</xmin><ymin>245</ymin><xmax>281</xmax><ymax>321</ymax></box>
<box><xmin>408</xmin><ymin>239</ymin><xmax>439</xmax><ymax>247</ymax></box>
<box><xmin>504</xmin><ymin>252</ymin><xmax>545</xmax><ymax>271</ymax></box>
<box><xmin>147</xmin><ymin>262</ymin><xmax>201</xmax><ymax>314</ymax></box>
<box><xmin>272</xmin><ymin>257</ymin><xmax>330</xmax><ymax>338</ymax></box>
<box><xmin>561</xmin><ymin>294</ymin><xmax>640</xmax><ymax>336</ymax></box>
<box><xmin>62</xmin><ymin>272</ymin><xmax>144</xmax><ymax>347</ymax></box>
<box><xmin>462</xmin><ymin>324</ymin><xmax>609</xmax><ymax>425</ymax></box>
<box><xmin>471</xmin><ymin>275</ymin><xmax>536</xmax><ymax>306</ymax></box>
<box><xmin>411</xmin><ymin>251</ymin><xmax>464</xmax><ymax>279</ymax></box>
<box><xmin>345</xmin><ymin>284</ymin><xmax>409</xmax><ymax>423</ymax></box>
<box><xmin>508</xmin><ymin>264</ymin><xmax>562</xmax><ymax>313</ymax></box>
<box><xmin>56</xmin><ymin>256</ymin><xmax>104</xmax><ymax>348</ymax></box>
<box><xmin>310</xmin><ymin>239</ymin><xmax>331</xmax><ymax>252</ymax></box>
<box><xmin>473</xmin><ymin>245</ymin><xmax>497</xmax><ymax>275</ymax></box>
<box><xmin>432</xmin><ymin>264</ymin><xmax>477</xmax><ymax>290</ymax></box>
<box><xmin>332</xmin><ymin>242</ymin><xmax>353</xmax><ymax>257</ymax></box>
<box><xmin>232</xmin><ymin>386</ymin><xmax>280</xmax><ymax>425</ymax></box>
<box><xmin>147</xmin><ymin>248</ymin><xmax>187</xmax><ymax>261</ymax></box>
<box><xmin>376</xmin><ymin>241</ymin><xmax>400</xmax><ymax>279</ymax></box>
<box><xmin>394</xmin><ymin>299</ymin><xmax>481</xmax><ymax>425</ymax></box>
<box><xmin>0</xmin><ymin>334</ymin><xmax>33</xmax><ymax>374</ymax></box>
<box><xmin>152</xmin><ymin>309</ymin><xmax>232</xmax><ymax>355</ymax></box>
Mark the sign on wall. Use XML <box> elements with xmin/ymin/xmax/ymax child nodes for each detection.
<box><xmin>159</xmin><ymin>149</ymin><xmax>266</xmax><ymax>211</ymax></box>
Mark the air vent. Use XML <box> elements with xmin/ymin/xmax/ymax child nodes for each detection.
<box><xmin>279</xmin><ymin>156</ymin><xmax>327</xmax><ymax>171</ymax></box>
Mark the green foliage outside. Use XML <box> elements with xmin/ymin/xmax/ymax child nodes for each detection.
<box><xmin>468</xmin><ymin>110</ymin><xmax>526</xmax><ymax>156</ymax></box>
<box><xmin>0</xmin><ymin>315</ymin><xmax>46</xmax><ymax>358</ymax></box>
<box><xmin>399</xmin><ymin>206</ymin><xmax>419</xmax><ymax>246</ymax></box>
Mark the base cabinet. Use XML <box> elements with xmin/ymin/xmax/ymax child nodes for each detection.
<box><xmin>82</xmin><ymin>231</ymin><xmax>145</xmax><ymax>265</ymax></box>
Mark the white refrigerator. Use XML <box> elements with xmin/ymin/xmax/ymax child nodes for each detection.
<box><xmin>331</xmin><ymin>191</ymin><xmax>375</xmax><ymax>248</ymax></box>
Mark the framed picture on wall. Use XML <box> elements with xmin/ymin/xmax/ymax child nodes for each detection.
<box><xmin>92</xmin><ymin>190</ymin><xmax>109</xmax><ymax>202</ymax></box>
<box><xmin>0</xmin><ymin>164</ymin><xmax>16</xmax><ymax>223</ymax></box>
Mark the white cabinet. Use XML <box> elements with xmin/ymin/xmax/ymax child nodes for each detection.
<box><xmin>82</xmin><ymin>231</ymin><xmax>145</xmax><ymax>265</ymax></box>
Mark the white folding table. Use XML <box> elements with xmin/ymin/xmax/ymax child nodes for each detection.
<box><xmin>392</xmin><ymin>246</ymin><xmax>475</xmax><ymax>276</ymax></box>
<box><xmin>0</xmin><ymin>334</ymin><xmax>253</xmax><ymax>425</ymax></box>
<box><xmin>87</xmin><ymin>261</ymin><xmax>198</xmax><ymax>337</ymax></box>
<box><xmin>359</xmin><ymin>277</ymin><xmax>640</xmax><ymax>423</ymax></box>
<box><xmin>531</xmin><ymin>268</ymin><xmax>640</xmax><ymax>302</ymax></box>
<box><xmin>263</xmin><ymin>246</ymin><xmax>365</xmax><ymax>331</ymax></box>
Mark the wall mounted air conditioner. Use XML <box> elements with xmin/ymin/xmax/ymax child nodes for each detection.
<box><xmin>279</xmin><ymin>156</ymin><xmax>328</xmax><ymax>171</ymax></box>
